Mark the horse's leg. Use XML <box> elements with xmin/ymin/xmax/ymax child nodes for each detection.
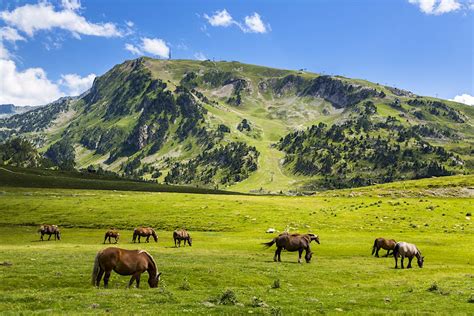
<box><xmin>47</xmin><ymin>233</ymin><xmax>52</xmax><ymax>241</ymax></box>
<box><xmin>401</xmin><ymin>257</ymin><xmax>405</xmax><ymax>269</ymax></box>
<box><xmin>298</xmin><ymin>248</ymin><xmax>303</xmax><ymax>263</ymax></box>
<box><xmin>96</xmin><ymin>268</ymin><xmax>104</xmax><ymax>287</ymax></box>
<box><xmin>127</xmin><ymin>275</ymin><xmax>136</xmax><ymax>288</ymax></box>
<box><xmin>407</xmin><ymin>257</ymin><xmax>413</xmax><ymax>269</ymax></box>
<box><xmin>375</xmin><ymin>246</ymin><xmax>379</xmax><ymax>257</ymax></box>
<box><xmin>138</xmin><ymin>236</ymin><xmax>141</xmax><ymax>243</ymax></box>
<box><xmin>146</xmin><ymin>235</ymin><xmax>150</xmax><ymax>243</ymax></box>
<box><xmin>104</xmin><ymin>270</ymin><xmax>111</xmax><ymax>288</ymax></box>
<box><xmin>394</xmin><ymin>255</ymin><xmax>398</xmax><ymax>269</ymax></box>
<box><xmin>135</xmin><ymin>273</ymin><xmax>141</xmax><ymax>288</ymax></box>
<box><xmin>40</xmin><ymin>233</ymin><xmax>44</xmax><ymax>241</ymax></box>
<box><xmin>278</xmin><ymin>247</ymin><xmax>282</xmax><ymax>262</ymax></box>
<box><xmin>103</xmin><ymin>236</ymin><xmax>107</xmax><ymax>244</ymax></box>
<box><xmin>174</xmin><ymin>237</ymin><xmax>177</xmax><ymax>247</ymax></box>
<box><xmin>384</xmin><ymin>249</ymin><xmax>390</xmax><ymax>257</ymax></box>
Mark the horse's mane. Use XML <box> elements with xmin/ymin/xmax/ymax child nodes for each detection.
<box><xmin>139</xmin><ymin>250</ymin><xmax>158</xmax><ymax>276</ymax></box>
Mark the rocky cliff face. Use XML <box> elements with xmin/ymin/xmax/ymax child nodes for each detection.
<box><xmin>260</xmin><ymin>74</ymin><xmax>382</xmax><ymax>108</ymax></box>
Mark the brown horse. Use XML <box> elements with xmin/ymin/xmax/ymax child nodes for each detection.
<box><xmin>104</xmin><ymin>229</ymin><xmax>120</xmax><ymax>244</ymax></box>
<box><xmin>372</xmin><ymin>237</ymin><xmax>397</xmax><ymax>257</ymax></box>
<box><xmin>132</xmin><ymin>227</ymin><xmax>158</xmax><ymax>243</ymax></box>
<box><xmin>173</xmin><ymin>229</ymin><xmax>192</xmax><ymax>247</ymax></box>
<box><xmin>92</xmin><ymin>247</ymin><xmax>162</xmax><ymax>288</ymax></box>
<box><xmin>38</xmin><ymin>224</ymin><xmax>61</xmax><ymax>241</ymax></box>
<box><xmin>263</xmin><ymin>233</ymin><xmax>320</xmax><ymax>263</ymax></box>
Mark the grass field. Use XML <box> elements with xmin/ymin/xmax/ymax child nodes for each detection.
<box><xmin>0</xmin><ymin>177</ymin><xmax>473</xmax><ymax>315</ymax></box>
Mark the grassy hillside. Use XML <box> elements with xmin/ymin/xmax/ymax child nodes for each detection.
<box><xmin>0</xmin><ymin>177</ymin><xmax>472</xmax><ymax>314</ymax></box>
<box><xmin>0</xmin><ymin>166</ymin><xmax>239</xmax><ymax>195</ymax></box>
<box><xmin>1</xmin><ymin>58</ymin><xmax>473</xmax><ymax>192</ymax></box>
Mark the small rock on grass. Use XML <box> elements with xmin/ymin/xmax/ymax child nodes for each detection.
<box><xmin>202</xmin><ymin>301</ymin><xmax>215</xmax><ymax>308</ymax></box>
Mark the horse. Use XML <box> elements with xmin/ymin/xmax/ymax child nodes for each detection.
<box><xmin>372</xmin><ymin>237</ymin><xmax>397</xmax><ymax>257</ymax></box>
<box><xmin>104</xmin><ymin>229</ymin><xmax>120</xmax><ymax>244</ymax></box>
<box><xmin>173</xmin><ymin>229</ymin><xmax>192</xmax><ymax>247</ymax></box>
<box><xmin>263</xmin><ymin>233</ymin><xmax>320</xmax><ymax>263</ymax></box>
<box><xmin>132</xmin><ymin>227</ymin><xmax>158</xmax><ymax>243</ymax></box>
<box><xmin>393</xmin><ymin>242</ymin><xmax>424</xmax><ymax>269</ymax></box>
<box><xmin>38</xmin><ymin>224</ymin><xmax>61</xmax><ymax>241</ymax></box>
<box><xmin>92</xmin><ymin>247</ymin><xmax>162</xmax><ymax>288</ymax></box>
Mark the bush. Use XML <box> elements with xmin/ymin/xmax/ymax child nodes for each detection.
<box><xmin>271</xmin><ymin>279</ymin><xmax>281</xmax><ymax>289</ymax></box>
<box><xmin>218</xmin><ymin>289</ymin><xmax>238</xmax><ymax>305</ymax></box>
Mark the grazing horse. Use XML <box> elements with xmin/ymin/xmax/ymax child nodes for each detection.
<box><xmin>173</xmin><ymin>229</ymin><xmax>192</xmax><ymax>247</ymax></box>
<box><xmin>263</xmin><ymin>233</ymin><xmax>320</xmax><ymax>263</ymax></box>
<box><xmin>132</xmin><ymin>227</ymin><xmax>158</xmax><ymax>243</ymax></box>
<box><xmin>104</xmin><ymin>230</ymin><xmax>120</xmax><ymax>244</ymax></box>
<box><xmin>372</xmin><ymin>237</ymin><xmax>397</xmax><ymax>257</ymax></box>
<box><xmin>38</xmin><ymin>224</ymin><xmax>61</xmax><ymax>241</ymax></box>
<box><xmin>393</xmin><ymin>242</ymin><xmax>424</xmax><ymax>269</ymax></box>
<box><xmin>92</xmin><ymin>247</ymin><xmax>162</xmax><ymax>288</ymax></box>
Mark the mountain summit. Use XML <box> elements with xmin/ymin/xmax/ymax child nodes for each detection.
<box><xmin>1</xmin><ymin>58</ymin><xmax>472</xmax><ymax>192</ymax></box>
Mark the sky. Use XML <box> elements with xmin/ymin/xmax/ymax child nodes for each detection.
<box><xmin>0</xmin><ymin>0</ymin><xmax>473</xmax><ymax>106</ymax></box>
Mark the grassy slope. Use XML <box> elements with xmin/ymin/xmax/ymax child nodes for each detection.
<box><xmin>0</xmin><ymin>166</ymin><xmax>239</xmax><ymax>195</ymax></box>
<box><xmin>0</xmin><ymin>175</ymin><xmax>473</xmax><ymax>314</ymax></box>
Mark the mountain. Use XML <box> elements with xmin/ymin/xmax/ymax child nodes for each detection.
<box><xmin>0</xmin><ymin>104</ymin><xmax>39</xmax><ymax>118</ymax></box>
<box><xmin>0</xmin><ymin>57</ymin><xmax>473</xmax><ymax>193</ymax></box>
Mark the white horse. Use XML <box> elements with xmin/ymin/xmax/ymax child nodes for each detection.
<box><xmin>393</xmin><ymin>242</ymin><xmax>424</xmax><ymax>269</ymax></box>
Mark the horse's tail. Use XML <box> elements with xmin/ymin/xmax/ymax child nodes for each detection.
<box><xmin>262</xmin><ymin>238</ymin><xmax>276</xmax><ymax>248</ymax></box>
<box><xmin>91</xmin><ymin>251</ymin><xmax>101</xmax><ymax>286</ymax></box>
<box><xmin>393</xmin><ymin>243</ymin><xmax>400</xmax><ymax>258</ymax></box>
<box><xmin>371</xmin><ymin>239</ymin><xmax>377</xmax><ymax>255</ymax></box>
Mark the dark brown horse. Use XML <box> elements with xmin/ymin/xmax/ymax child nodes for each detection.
<box><xmin>132</xmin><ymin>227</ymin><xmax>158</xmax><ymax>243</ymax></box>
<box><xmin>263</xmin><ymin>233</ymin><xmax>320</xmax><ymax>263</ymax></box>
<box><xmin>104</xmin><ymin>229</ymin><xmax>120</xmax><ymax>244</ymax></box>
<box><xmin>38</xmin><ymin>224</ymin><xmax>61</xmax><ymax>241</ymax></box>
<box><xmin>92</xmin><ymin>247</ymin><xmax>162</xmax><ymax>288</ymax></box>
<box><xmin>372</xmin><ymin>237</ymin><xmax>397</xmax><ymax>257</ymax></box>
<box><xmin>173</xmin><ymin>229</ymin><xmax>192</xmax><ymax>247</ymax></box>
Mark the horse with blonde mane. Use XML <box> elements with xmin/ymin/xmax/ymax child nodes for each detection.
<box><xmin>92</xmin><ymin>247</ymin><xmax>161</xmax><ymax>288</ymax></box>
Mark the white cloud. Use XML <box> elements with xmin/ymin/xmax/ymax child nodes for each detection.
<box><xmin>126</xmin><ymin>20</ymin><xmax>134</xmax><ymax>28</ymax></box>
<box><xmin>125</xmin><ymin>37</ymin><xmax>170</xmax><ymax>58</ymax></box>
<box><xmin>204</xmin><ymin>9</ymin><xmax>234</xmax><ymax>27</ymax></box>
<box><xmin>59</xmin><ymin>73</ymin><xmax>96</xmax><ymax>96</ymax></box>
<box><xmin>451</xmin><ymin>94</ymin><xmax>474</xmax><ymax>106</ymax></box>
<box><xmin>408</xmin><ymin>0</ymin><xmax>462</xmax><ymax>15</ymax></box>
<box><xmin>125</xmin><ymin>43</ymin><xmax>141</xmax><ymax>55</ymax></box>
<box><xmin>61</xmin><ymin>0</ymin><xmax>81</xmax><ymax>11</ymax></box>
<box><xmin>0</xmin><ymin>1</ymin><xmax>122</xmax><ymax>38</ymax></box>
<box><xmin>203</xmin><ymin>9</ymin><xmax>270</xmax><ymax>34</ymax></box>
<box><xmin>0</xmin><ymin>43</ymin><xmax>10</xmax><ymax>59</ymax></box>
<box><xmin>0</xmin><ymin>58</ymin><xmax>64</xmax><ymax>106</ymax></box>
<box><xmin>0</xmin><ymin>26</ymin><xmax>26</xmax><ymax>42</ymax></box>
<box><xmin>243</xmin><ymin>13</ymin><xmax>268</xmax><ymax>33</ymax></box>
<box><xmin>194</xmin><ymin>52</ymin><xmax>207</xmax><ymax>61</ymax></box>
<box><xmin>142</xmin><ymin>37</ymin><xmax>170</xmax><ymax>58</ymax></box>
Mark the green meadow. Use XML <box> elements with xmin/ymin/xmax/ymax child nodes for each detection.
<box><xmin>0</xmin><ymin>179</ymin><xmax>473</xmax><ymax>314</ymax></box>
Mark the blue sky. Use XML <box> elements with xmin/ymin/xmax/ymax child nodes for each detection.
<box><xmin>0</xmin><ymin>0</ymin><xmax>473</xmax><ymax>106</ymax></box>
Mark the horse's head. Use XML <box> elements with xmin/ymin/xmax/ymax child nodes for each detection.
<box><xmin>148</xmin><ymin>272</ymin><xmax>162</xmax><ymax>288</ymax></box>
<box><xmin>309</xmin><ymin>234</ymin><xmax>320</xmax><ymax>244</ymax></box>
<box><xmin>152</xmin><ymin>232</ymin><xmax>158</xmax><ymax>242</ymax></box>
<box><xmin>417</xmin><ymin>256</ymin><xmax>424</xmax><ymax>268</ymax></box>
<box><xmin>305</xmin><ymin>251</ymin><xmax>313</xmax><ymax>263</ymax></box>
<box><xmin>188</xmin><ymin>237</ymin><xmax>192</xmax><ymax>246</ymax></box>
